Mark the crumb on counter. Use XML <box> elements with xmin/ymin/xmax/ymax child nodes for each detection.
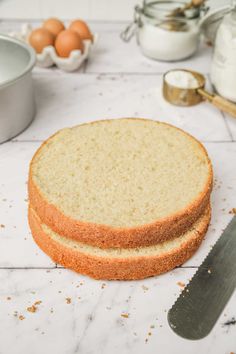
<box><xmin>27</xmin><ymin>305</ymin><xmax>37</xmax><ymax>313</ymax></box>
<box><xmin>229</xmin><ymin>208</ymin><xmax>236</xmax><ymax>215</ymax></box>
<box><xmin>223</xmin><ymin>318</ymin><xmax>236</xmax><ymax>327</ymax></box>
<box><xmin>142</xmin><ymin>285</ymin><xmax>149</xmax><ymax>292</ymax></box>
<box><xmin>66</xmin><ymin>297</ymin><xmax>71</xmax><ymax>304</ymax></box>
<box><xmin>19</xmin><ymin>315</ymin><xmax>25</xmax><ymax>320</ymax></box>
<box><xmin>121</xmin><ymin>313</ymin><xmax>129</xmax><ymax>318</ymax></box>
<box><xmin>205</xmin><ymin>40</ymin><xmax>213</xmax><ymax>47</ymax></box>
<box><xmin>177</xmin><ymin>281</ymin><xmax>185</xmax><ymax>288</ymax></box>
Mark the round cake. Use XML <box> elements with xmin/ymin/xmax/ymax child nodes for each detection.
<box><xmin>28</xmin><ymin>118</ymin><xmax>213</xmax><ymax>279</ymax></box>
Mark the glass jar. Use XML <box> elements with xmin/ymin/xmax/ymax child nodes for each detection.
<box><xmin>122</xmin><ymin>0</ymin><xmax>207</xmax><ymax>61</ymax></box>
<box><xmin>210</xmin><ymin>2</ymin><xmax>236</xmax><ymax>102</ymax></box>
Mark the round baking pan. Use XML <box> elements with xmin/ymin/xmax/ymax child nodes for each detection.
<box><xmin>0</xmin><ymin>34</ymin><xmax>36</xmax><ymax>143</ymax></box>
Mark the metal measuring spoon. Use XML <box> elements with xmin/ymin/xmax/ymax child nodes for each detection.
<box><xmin>163</xmin><ymin>69</ymin><xmax>236</xmax><ymax>118</ymax></box>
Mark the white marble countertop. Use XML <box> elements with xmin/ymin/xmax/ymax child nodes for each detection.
<box><xmin>0</xmin><ymin>20</ymin><xmax>236</xmax><ymax>354</ymax></box>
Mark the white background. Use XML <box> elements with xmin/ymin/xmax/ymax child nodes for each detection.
<box><xmin>0</xmin><ymin>0</ymin><xmax>231</xmax><ymax>20</ymax></box>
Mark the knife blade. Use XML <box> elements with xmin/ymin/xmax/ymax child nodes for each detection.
<box><xmin>168</xmin><ymin>215</ymin><xmax>236</xmax><ymax>340</ymax></box>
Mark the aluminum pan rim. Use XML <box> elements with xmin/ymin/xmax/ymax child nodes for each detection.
<box><xmin>0</xmin><ymin>34</ymin><xmax>36</xmax><ymax>89</ymax></box>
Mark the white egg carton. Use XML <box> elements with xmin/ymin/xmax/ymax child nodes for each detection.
<box><xmin>9</xmin><ymin>23</ymin><xmax>98</xmax><ymax>72</ymax></box>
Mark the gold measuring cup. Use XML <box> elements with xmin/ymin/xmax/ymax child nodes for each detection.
<box><xmin>163</xmin><ymin>69</ymin><xmax>236</xmax><ymax>118</ymax></box>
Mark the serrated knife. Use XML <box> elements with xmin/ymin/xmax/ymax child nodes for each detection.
<box><xmin>168</xmin><ymin>215</ymin><xmax>236</xmax><ymax>340</ymax></box>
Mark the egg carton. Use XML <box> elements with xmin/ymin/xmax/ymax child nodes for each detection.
<box><xmin>9</xmin><ymin>23</ymin><xmax>98</xmax><ymax>72</ymax></box>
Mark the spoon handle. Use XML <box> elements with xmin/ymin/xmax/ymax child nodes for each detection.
<box><xmin>212</xmin><ymin>95</ymin><xmax>236</xmax><ymax>118</ymax></box>
<box><xmin>198</xmin><ymin>88</ymin><xmax>236</xmax><ymax>118</ymax></box>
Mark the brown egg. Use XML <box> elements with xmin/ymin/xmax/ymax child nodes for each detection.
<box><xmin>55</xmin><ymin>29</ymin><xmax>84</xmax><ymax>57</ymax></box>
<box><xmin>29</xmin><ymin>28</ymin><xmax>55</xmax><ymax>53</ymax></box>
<box><xmin>69</xmin><ymin>19</ymin><xmax>93</xmax><ymax>41</ymax></box>
<box><xmin>43</xmin><ymin>18</ymin><xmax>65</xmax><ymax>37</ymax></box>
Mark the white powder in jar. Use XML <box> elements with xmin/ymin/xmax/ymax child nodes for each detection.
<box><xmin>138</xmin><ymin>22</ymin><xmax>199</xmax><ymax>61</ymax></box>
<box><xmin>165</xmin><ymin>70</ymin><xmax>199</xmax><ymax>89</ymax></box>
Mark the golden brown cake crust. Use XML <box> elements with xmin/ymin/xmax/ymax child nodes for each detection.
<box><xmin>28</xmin><ymin>205</ymin><xmax>211</xmax><ymax>281</ymax></box>
<box><xmin>28</xmin><ymin>118</ymin><xmax>213</xmax><ymax>249</ymax></box>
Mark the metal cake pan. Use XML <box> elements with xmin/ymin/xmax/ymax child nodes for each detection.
<box><xmin>0</xmin><ymin>34</ymin><xmax>36</xmax><ymax>143</ymax></box>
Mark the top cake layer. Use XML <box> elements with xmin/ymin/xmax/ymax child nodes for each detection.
<box><xmin>29</xmin><ymin>118</ymin><xmax>213</xmax><ymax>248</ymax></box>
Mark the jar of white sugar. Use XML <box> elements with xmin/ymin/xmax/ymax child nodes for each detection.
<box><xmin>211</xmin><ymin>2</ymin><xmax>236</xmax><ymax>102</ymax></box>
<box><xmin>121</xmin><ymin>0</ymin><xmax>207</xmax><ymax>61</ymax></box>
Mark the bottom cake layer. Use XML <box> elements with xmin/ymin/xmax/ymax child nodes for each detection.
<box><xmin>28</xmin><ymin>206</ymin><xmax>211</xmax><ymax>280</ymax></box>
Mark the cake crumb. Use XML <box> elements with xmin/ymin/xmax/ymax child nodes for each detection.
<box><xmin>121</xmin><ymin>313</ymin><xmax>129</xmax><ymax>318</ymax></box>
<box><xmin>205</xmin><ymin>40</ymin><xmax>213</xmax><ymax>47</ymax></box>
<box><xmin>229</xmin><ymin>208</ymin><xmax>236</xmax><ymax>215</ymax></box>
<box><xmin>19</xmin><ymin>315</ymin><xmax>25</xmax><ymax>320</ymax></box>
<box><xmin>66</xmin><ymin>297</ymin><xmax>71</xmax><ymax>304</ymax></box>
<box><xmin>177</xmin><ymin>281</ymin><xmax>185</xmax><ymax>288</ymax></box>
<box><xmin>34</xmin><ymin>300</ymin><xmax>42</xmax><ymax>305</ymax></box>
<box><xmin>27</xmin><ymin>301</ymin><xmax>41</xmax><ymax>313</ymax></box>
<box><xmin>148</xmin><ymin>332</ymin><xmax>152</xmax><ymax>336</ymax></box>
<box><xmin>6</xmin><ymin>296</ymin><xmax>11</xmax><ymax>300</ymax></box>
<box><xmin>27</xmin><ymin>305</ymin><xmax>37</xmax><ymax>313</ymax></box>
<box><xmin>142</xmin><ymin>285</ymin><xmax>149</xmax><ymax>292</ymax></box>
<box><xmin>101</xmin><ymin>283</ymin><xmax>106</xmax><ymax>289</ymax></box>
<box><xmin>150</xmin><ymin>325</ymin><xmax>155</xmax><ymax>329</ymax></box>
<box><xmin>0</xmin><ymin>224</ymin><xmax>5</xmax><ymax>228</ymax></box>
<box><xmin>223</xmin><ymin>318</ymin><xmax>236</xmax><ymax>327</ymax></box>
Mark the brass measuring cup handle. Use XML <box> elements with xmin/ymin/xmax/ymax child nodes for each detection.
<box><xmin>198</xmin><ymin>88</ymin><xmax>236</xmax><ymax>119</ymax></box>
